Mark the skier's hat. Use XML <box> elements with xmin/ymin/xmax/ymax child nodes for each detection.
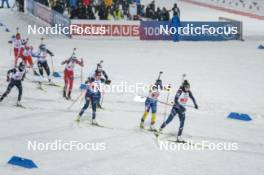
<box><xmin>18</xmin><ymin>61</ymin><xmax>26</xmax><ymax>71</ymax></box>
<box><xmin>182</xmin><ymin>80</ymin><xmax>190</xmax><ymax>89</ymax></box>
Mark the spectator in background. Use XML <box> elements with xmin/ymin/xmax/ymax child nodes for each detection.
<box><xmin>69</xmin><ymin>0</ymin><xmax>78</xmax><ymax>8</ymax></box>
<box><xmin>98</xmin><ymin>2</ymin><xmax>107</xmax><ymax>19</ymax></box>
<box><xmin>1</xmin><ymin>0</ymin><xmax>10</xmax><ymax>8</ymax></box>
<box><xmin>37</xmin><ymin>0</ymin><xmax>49</xmax><ymax>7</ymax></box>
<box><xmin>145</xmin><ymin>4</ymin><xmax>155</xmax><ymax>19</ymax></box>
<box><xmin>70</xmin><ymin>6</ymin><xmax>79</xmax><ymax>18</ymax></box>
<box><xmin>113</xmin><ymin>5</ymin><xmax>122</xmax><ymax>20</ymax></box>
<box><xmin>106</xmin><ymin>6</ymin><xmax>113</xmax><ymax>20</ymax></box>
<box><xmin>92</xmin><ymin>0</ymin><xmax>103</xmax><ymax>14</ymax></box>
<box><xmin>149</xmin><ymin>0</ymin><xmax>155</xmax><ymax>12</ymax></box>
<box><xmin>104</xmin><ymin>0</ymin><xmax>112</xmax><ymax>7</ymax></box>
<box><xmin>86</xmin><ymin>5</ymin><xmax>95</xmax><ymax>19</ymax></box>
<box><xmin>161</xmin><ymin>7</ymin><xmax>169</xmax><ymax>21</ymax></box>
<box><xmin>77</xmin><ymin>1</ymin><xmax>87</xmax><ymax>19</ymax></box>
<box><xmin>170</xmin><ymin>3</ymin><xmax>180</xmax><ymax>18</ymax></box>
<box><xmin>121</xmin><ymin>0</ymin><xmax>129</xmax><ymax>18</ymax></box>
<box><xmin>156</xmin><ymin>7</ymin><xmax>162</xmax><ymax>21</ymax></box>
<box><xmin>138</xmin><ymin>4</ymin><xmax>145</xmax><ymax>17</ymax></box>
<box><xmin>52</xmin><ymin>0</ymin><xmax>65</xmax><ymax>14</ymax></box>
<box><xmin>83</xmin><ymin>0</ymin><xmax>90</xmax><ymax>6</ymax></box>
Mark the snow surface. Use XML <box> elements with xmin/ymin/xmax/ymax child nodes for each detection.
<box><xmin>0</xmin><ymin>1</ymin><xmax>264</xmax><ymax>174</ymax></box>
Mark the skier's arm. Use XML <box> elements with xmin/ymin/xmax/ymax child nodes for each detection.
<box><xmin>76</xmin><ymin>58</ymin><xmax>84</xmax><ymax>67</ymax></box>
<box><xmin>22</xmin><ymin>72</ymin><xmax>26</xmax><ymax>81</ymax></box>
<box><xmin>61</xmin><ymin>60</ymin><xmax>67</xmax><ymax>65</ymax></box>
<box><xmin>31</xmin><ymin>51</ymin><xmax>41</xmax><ymax>58</ymax></box>
<box><xmin>102</xmin><ymin>70</ymin><xmax>108</xmax><ymax>81</ymax></box>
<box><xmin>8</xmin><ymin>35</ymin><xmax>15</xmax><ymax>44</ymax></box>
<box><xmin>189</xmin><ymin>91</ymin><xmax>198</xmax><ymax>109</ymax></box>
<box><xmin>155</xmin><ymin>79</ymin><xmax>163</xmax><ymax>90</ymax></box>
<box><xmin>6</xmin><ymin>68</ymin><xmax>16</xmax><ymax>81</ymax></box>
<box><xmin>47</xmin><ymin>49</ymin><xmax>54</xmax><ymax>56</ymax></box>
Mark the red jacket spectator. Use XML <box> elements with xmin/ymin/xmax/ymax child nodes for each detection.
<box><xmin>83</xmin><ymin>0</ymin><xmax>90</xmax><ymax>6</ymax></box>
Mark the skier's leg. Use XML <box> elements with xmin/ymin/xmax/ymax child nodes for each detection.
<box><xmin>141</xmin><ymin>106</ymin><xmax>150</xmax><ymax>122</ymax></box>
<box><xmin>177</xmin><ymin>111</ymin><xmax>186</xmax><ymax>137</ymax></box>
<box><xmin>140</xmin><ymin>99</ymin><xmax>151</xmax><ymax>128</ymax></box>
<box><xmin>17</xmin><ymin>82</ymin><xmax>22</xmax><ymax>101</ymax></box>
<box><xmin>6</xmin><ymin>0</ymin><xmax>10</xmax><ymax>9</ymax></box>
<box><xmin>43</xmin><ymin>62</ymin><xmax>51</xmax><ymax>81</ymax></box>
<box><xmin>150</xmin><ymin>101</ymin><xmax>157</xmax><ymax>126</ymax></box>
<box><xmin>160</xmin><ymin>107</ymin><xmax>177</xmax><ymax>129</ymax></box>
<box><xmin>15</xmin><ymin>81</ymin><xmax>22</xmax><ymax>105</ymax></box>
<box><xmin>68</xmin><ymin>71</ymin><xmax>74</xmax><ymax>99</ymax></box>
<box><xmin>38</xmin><ymin>62</ymin><xmax>44</xmax><ymax>76</ymax></box>
<box><xmin>27</xmin><ymin>56</ymin><xmax>33</xmax><ymax>68</ymax></box>
<box><xmin>0</xmin><ymin>81</ymin><xmax>15</xmax><ymax>101</ymax></box>
<box><xmin>78</xmin><ymin>98</ymin><xmax>90</xmax><ymax>117</ymax></box>
<box><xmin>63</xmin><ymin>70</ymin><xmax>69</xmax><ymax>98</ymax></box>
<box><xmin>91</xmin><ymin>98</ymin><xmax>97</xmax><ymax>120</ymax></box>
<box><xmin>141</xmin><ymin>98</ymin><xmax>151</xmax><ymax>121</ymax></box>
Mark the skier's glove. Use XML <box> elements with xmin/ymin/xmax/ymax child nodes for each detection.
<box><xmin>8</xmin><ymin>40</ymin><xmax>12</xmax><ymax>44</ymax></box>
<box><xmin>194</xmin><ymin>103</ymin><xmax>198</xmax><ymax>109</ymax></box>
<box><xmin>105</xmin><ymin>79</ymin><xmax>111</xmax><ymax>85</ymax></box>
<box><xmin>164</xmin><ymin>84</ymin><xmax>171</xmax><ymax>92</ymax></box>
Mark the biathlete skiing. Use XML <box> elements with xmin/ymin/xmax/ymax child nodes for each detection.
<box><xmin>0</xmin><ymin>62</ymin><xmax>26</xmax><ymax>107</ymax></box>
<box><xmin>158</xmin><ymin>80</ymin><xmax>198</xmax><ymax>142</ymax></box>
<box><xmin>61</xmin><ymin>54</ymin><xmax>84</xmax><ymax>100</ymax></box>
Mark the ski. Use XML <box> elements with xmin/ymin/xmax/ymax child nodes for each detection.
<box><xmin>74</xmin><ymin>119</ymin><xmax>114</xmax><ymax>130</ymax></box>
<box><xmin>90</xmin><ymin>122</ymin><xmax>114</xmax><ymax>130</ymax></box>
<box><xmin>168</xmin><ymin>139</ymin><xmax>188</xmax><ymax>144</ymax></box>
<box><xmin>140</xmin><ymin>127</ymin><xmax>161</xmax><ymax>137</ymax></box>
<box><xmin>37</xmin><ymin>85</ymin><xmax>47</xmax><ymax>92</ymax></box>
<box><xmin>14</xmin><ymin>104</ymin><xmax>26</xmax><ymax>109</ymax></box>
<box><xmin>167</xmin><ymin>139</ymin><xmax>209</xmax><ymax>149</ymax></box>
<box><xmin>43</xmin><ymin>82</ymin><xmax>62</xmax><ymax>87</ymax></box>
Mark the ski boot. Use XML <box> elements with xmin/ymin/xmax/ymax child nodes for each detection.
<box><xmin>176</xmin><ymin>136</ymin><xmax>185</xmax><ymax>143</ymax></box>
<box><xmin>0</xmin><ymin>96</ymin><xmax>3</xmax><ymax>102</ymax></box>
<box><xmin>16</xmin><ymin>101</ymin><xmax>22</xmax><ymax>107</ymax></box>
<box><xmin>63</xmin><ymin>90</ymin><xmax>67</xmax><ymax>98</ymax></box>
<box><xmin>96</xmin><ymin>102</ymin><xmax>102</xmax><ymax>109</ymax></box>
<box><xmin>139</xmin><ymin>121</ymin><xmax>144</xmax><ymax>129</ymax></box>
<box><xmin>91</xmin><ymin>119</ymin><xmax>98</xmax><ymax>125</ymax></box>
<box><xmin>149</xmin><ymin>125</ymin><xmax>157</xmax><ymax>132</ymax></box>
<box><xmin>75</xmin><ymin>115</ymin><xmax>81</xmax><ymax>122</ymax></box>
<box><xmin>33</xmin><ymin>70</ymin><xmax>39</xmax><ymax>76</ymax></box>
<box><xmin>67</xmin><ymin>91</ymin><xmax>72</xmax><ymax>100</ymax></box>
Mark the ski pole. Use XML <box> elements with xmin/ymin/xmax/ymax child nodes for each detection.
<box><xmin>81</xmin><ymin>63</ymin><xmax>83</xmax><ymax>84</ymax></box>
<box><xmin>163</xmin><ymin>84</ymin><xmax>171</xmax><ymax>122</ymax></box>
<box><xmin>181</xmin><ymin>73</ymin><xmax>186</xmax><ymax>83</ymax></box>
<box><xmin>157</xmin><ymin>71</ymin><xmax>163</xmax><ymax>80</ymax></box>
<box><xmin>67</xmin><ymin>91</ymin><xmax>85</xmax><ymax>110</ymax></box>
<box><xmin>138</xmin><ymin>94</ymin><xmax>194</xmax><ymax>108</ymax></box>
<box><xmin>50</xmin><ymin>55</ymin><xmax>55</xmax><ymax>75</ymax></box>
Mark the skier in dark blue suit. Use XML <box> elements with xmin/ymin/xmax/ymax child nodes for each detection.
<box><xmin>159</xmin><ymin>80</ymin><xmax>198</xmax><ymax>142</ymax></box>
<box><xmin>0</xmin><ymin>62</ymin><xmax>26</xmax><ymax>106</ymax></box>
<box><xmin>76</xmin><ymin>71</ymin><xmax>103</xmax><ymax>125</ymax></box>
